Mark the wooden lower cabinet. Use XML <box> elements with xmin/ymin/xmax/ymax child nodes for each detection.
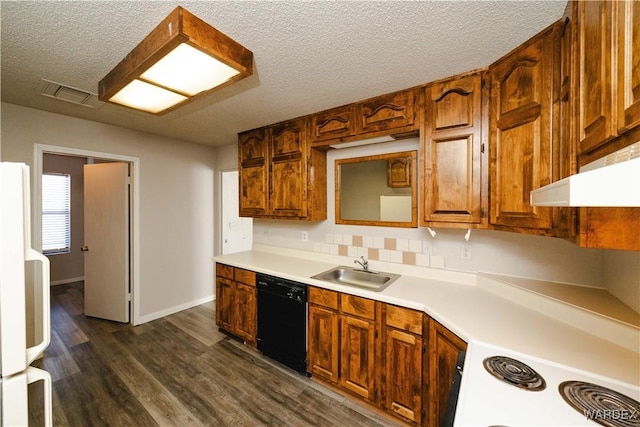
<box><xmin>215</xmin><ymin>276</ymin><xmax>234</xmax><ymax>332</ymax></box>
<box><xmin>214</xmin><ymin>263</ymin><xmax>257</xmax><ymax>345</ymax></box>
<box><xmin>340</xmin><ymin>314</ymin><xmax>376</xmax><ymax>401</ymax></box>
<box><xmin>307</xmin><ymin>287</ymin><xmax>467</xmax><ymax>426</ymax></box>
<box><xmin>307</xmin><ymin>304</ymin><xmax>340</xmax><ymax>383</ymax></box>
<box><xmin>385</xmin><ymin>328</ymin><xmax>423</xmax><ymax>424</ymax></box>
<box><xmin>234</xmin><ymin>282</ymin><xmax>256</xmax><ymax>343</ymax></box>
<box><xmin>428</xmin><ymin>320</ymin><xmax>468</xmax><ymax>427</ymax></box>
<box><xmin>308</xmin><ymin>289</ymin><xmax>378</xmax><ymax>403</ymax></box>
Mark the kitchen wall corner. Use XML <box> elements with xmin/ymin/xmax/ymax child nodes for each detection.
<box><xmin>604</xmin><ymin>250</ymin><xmax>640</xmax><ymax>314</ymax></box>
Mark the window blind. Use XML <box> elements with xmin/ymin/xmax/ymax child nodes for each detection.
<box><xmin>42</xmin><ymin>173</ymin><xmax>71</xmax><ymax>254</ymax></box>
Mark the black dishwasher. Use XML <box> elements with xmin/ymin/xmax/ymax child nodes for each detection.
<box><xmin>256</xmin><ymin>274</ymin><xmax>307</xmax><ymax>374</ymax></box>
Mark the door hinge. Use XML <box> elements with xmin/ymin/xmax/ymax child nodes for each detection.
<box><xmin>481</xmin><ymin>143</ymin><xmax>485</xmax><ymax>154</ymax></box>
<box><xmin>126</xmin><ymin>292</ymin><xmax>132</xmax><ymax>302</ymax></box>
<box><xmin>481</xmin><ymin>208</ymin><xmax>486</xmax><ymax>219</ymax></box>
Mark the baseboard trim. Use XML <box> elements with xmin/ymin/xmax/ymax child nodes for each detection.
<box><xmin>50</xmin><ymin>276</ymin><xmax>85</xmax><ymax>286</ymax></box>
<box><xmin>136</xmin><ymin>294</ymin><xmax>214</xmax><ymax>325</ymax></box>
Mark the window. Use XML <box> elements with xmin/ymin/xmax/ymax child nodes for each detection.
<box><xmin>42</xmin><ymin>173</ymin><xmax>71</xmax><ymax>254</ymax></box>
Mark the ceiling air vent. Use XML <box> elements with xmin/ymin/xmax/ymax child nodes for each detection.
<box><xmin>37</xmin><ymin>79</ymin><xmax>104</xmax><ymax>108</ymax></box>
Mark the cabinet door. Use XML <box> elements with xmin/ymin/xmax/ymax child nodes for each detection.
<box><xmin>234</xmin><ymin>283</ymin><xmax>256</xmax><ymax>344</ymax></box>
<box><xmin>423</xmin><ymin>72</ymin><xmax>486</xmax><ymax>226</ymax></box>
<box><xmin>311</xmin><ymin>105</ymin><xmax>356</xmax><ymax>144</ymax></box>
<box><xmin>238</xmin><ymin>128</ymin><xmax>269</xmax><ymax>217</ymax></box>
<box><xmin>385</xmin><ymin>329</ymin><xmax>423</xmax><ymax>424</ymax></box>
<box><xmin>215</xmin><ymin>277</ymin><xmax>234</xmax><ymax>332</ymax></box>
<box><xmin>308</xmin><ymin>305</ymin><xmax>339</xmax><ymax>383</ymax></box>
<box><xmin>340</xmin><ymin>315</ymin><xmax>376</xmax><ymax>401</ymax></box>
<box><xmin>578</xmin><ymin>0</ymin><xmax>616</xmax><ymax>154</ymax></box>
<box><xmin>489</xmin><ymin>30</ymin><xmax>554</xmax><ymax>230</ymax></box>
<box><xmin>428</xmin><ymin>321</ymin><xmax>467</xmax><ymax>427</ymax></box>
<box><xmin>387</xmin><ymin>157</ymin><xmax>412</xmax><ymax>188</ymax></box>
<box><xmin>357</xmin><ymin>90</ymin><xmax>416</xmax><ymax>135</ymax></box>
<box><xmin>617</xmin><ymin>0</ymin><xmax>640</xmax><ymax>132</ymax></box>
<box><xmin>270</xmin><ymin>118</ymin><xmax>308</xmax><ymax>218</ymax></box>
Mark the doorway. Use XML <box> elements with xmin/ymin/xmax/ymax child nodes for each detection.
<box><xmin>220</xmin><ymin>170</ymin><xmax>252</xmax><ymax>255</ymax></box>
<box><xmin>34</xmin><ymin>144</ymin><xmax>140</xmax><ymax>327</ymax></box>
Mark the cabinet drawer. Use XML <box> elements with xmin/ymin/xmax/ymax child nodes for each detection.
<box><xmin>309</xmin><ymin>287</ymin><xmax>339</xmax><ymax>310</ymax></box>
<box><xmin>340</xmin><ymin>294</ymin><xmax>375</xmax><ymax>320</ymax></box>
<box><xmin>386</xmin><ymin>305</ymin><xmax>423</xmax><ymax>335</ymax></box>
<box><xmin>216</xmin><ymin>263</ymin><xmax>234</xmax><ymax>280</ymax></box>
<box><xmin>235</xmin><ymin>268</ymin><xmax>256</xmax><ymax>286</ymax></box>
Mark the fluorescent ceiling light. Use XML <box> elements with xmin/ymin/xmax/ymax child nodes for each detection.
<box><xmin>109</xmin><ymin>80</ymin><xmax>188</xmax><ymax>114</ymax></box>
<box><xmin>140</xmin><ymin>44</ymin><xmax>240</xmax><ymax>96</ymax></box>
<box><xmin>99</xmin><ymin>6</ymin><xmax>253</xmax><ymax>115</ymax></box>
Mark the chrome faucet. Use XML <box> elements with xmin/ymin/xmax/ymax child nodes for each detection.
<box><xmin>354</xmin><ymin>256</ymin><xmax>369</xmax><ymax>272</ymax></box>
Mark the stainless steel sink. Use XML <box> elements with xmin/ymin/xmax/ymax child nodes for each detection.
<box><xmin>311</xmin><ymin>266</ymin><xmax>401</xmax><ymax>292</ymax></box>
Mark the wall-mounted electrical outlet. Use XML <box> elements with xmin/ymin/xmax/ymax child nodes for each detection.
<box><xmin>301</xmin><ymin>231</ymin><xmax>308</xmax><ymax>242</ymax></box>
<box><xmin>460</xmin><ymin>244</ymin><xmax>472</xmax><ymax>261</ymax></box>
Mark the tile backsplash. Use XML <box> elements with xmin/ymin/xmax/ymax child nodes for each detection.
<box><xmin>313</xmin><ymin>233</ymin><xmax>441</xmax><ymax>267</ymax></box>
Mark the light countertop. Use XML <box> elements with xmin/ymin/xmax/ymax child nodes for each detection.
<box><xmin>213</xmin><ymin>245</ymin><xmax>640</xmax><ymax>387</ymax></box>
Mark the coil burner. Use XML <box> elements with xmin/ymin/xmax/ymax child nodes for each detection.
<box><xmin>559</xmin><ymin>381</ymin><xmax>640</xmax><ymax>427</ymax></box>
<box><xmin>482</xmin><ymin>355</ymin><xmax>546</xmax><ymax>391</ymax></box>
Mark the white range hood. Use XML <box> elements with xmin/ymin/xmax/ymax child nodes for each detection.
<box><xmin>530</xmin><ymin>141</ymin><xmax>640</xmax><ymax>207</ymax></box>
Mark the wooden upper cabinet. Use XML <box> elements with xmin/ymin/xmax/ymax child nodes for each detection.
<box><xmin>489</xmin><ymin>27</ymin><xmax>555</xmax><ymax>231</ymax></box>
<box><xmin>311</xmin><ymin>105</ymin><xmax>356</xmax><ymax>143</ymax></box>
<box><xmin>310</xmin><ymin>88</ymin><xmax>418</xmax><ymax>146</ymax></box>
<box><xmin>270</xmin><ymin>118</ymin><xmax>308</xmax><ymax>218</ymax></box>
<box><xmin>578</xmin><ymin>0</ymin><xmax>617</xmax><ymax>154</ymax></box>
<box><xmin>357</xmin><ymin>89</ymin><xmax>417</xmax><ymax>135</ymax></box>
<box><xmin>422</xmin><ymin>71</ymin><xmax>488</xmax><ymax>228</ymax></box>
<box><xmin>239</xmin><ymin>118</ymin><xmax>327</xmax><ymax>221</ymax></box>
<box><xmin>239</xmin><ymin>128</ymin><xmax>269</xmax><ymax>217</ymax></box>
<box><xmin>617</xmin><ymin>0</ymin><xmax>640</xmax><ymax>133</ymax></box>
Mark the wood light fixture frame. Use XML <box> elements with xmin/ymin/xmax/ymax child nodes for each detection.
<box><xmin>98</xmin><ymin>6</ymin><xmax>253</xmax><ymax>115</ymax></box>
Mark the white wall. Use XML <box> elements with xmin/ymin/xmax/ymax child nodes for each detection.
<box><xmin>604</xmin><ymin>251</ymin><xmax>640</xmax><ymax>313</ymax></box>
<box><xmin>1</xmin><ymin>103</ymin><xmax>216</xmax><ymax>323</ymax></box>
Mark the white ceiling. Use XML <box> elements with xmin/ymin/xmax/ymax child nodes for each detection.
<box><xmin>1</xmin><ymin>1</ymin><xmax>567</xmax><ymax>148</ymax></box>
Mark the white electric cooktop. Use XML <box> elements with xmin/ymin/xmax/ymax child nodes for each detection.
<box><xmin>455</xmin><ymin>341</ymin><xmax>640</xmax><ymax>427</ymax></box>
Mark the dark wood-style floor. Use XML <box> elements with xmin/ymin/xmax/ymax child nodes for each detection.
<box><xmin>28</xmin><ymin>282</ymin><xmax>399</xmax><ymax>426</ymax></box>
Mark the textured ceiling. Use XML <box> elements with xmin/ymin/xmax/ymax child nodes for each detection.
<box><xmin>1</xmin><ymin>1</ymin><xmax>567</xmax><ymax>147</ymax></box>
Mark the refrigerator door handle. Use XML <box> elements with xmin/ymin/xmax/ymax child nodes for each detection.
<box><xmin>26</xmin><ymin>366</ymin><xmax>53</xmax><ymax>427</ymax></box>
<box><xmin>20</xmin><ymin>163</ymin><xmax>52</xmax><ymax>365</ymax></box>
<box><xmin>24</xmin><ymin>249</ymin><xmax>51</xmax><ymax>365</ymax></box>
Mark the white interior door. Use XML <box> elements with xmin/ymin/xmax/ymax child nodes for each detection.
<box><xmin>222</xmin><ymin>170</ymin><xmax>252</xmax><ymax>255</ymax></box>
<box><xmin>83</xmin><ymin>162</ymin><xmax>129</xmax><ymax>323</ymax></box>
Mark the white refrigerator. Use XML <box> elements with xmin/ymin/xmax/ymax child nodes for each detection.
<box><xmin>0</xmin><ymin>162</ymin><xmax>53</xmax><ymax>426</ymax></box>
